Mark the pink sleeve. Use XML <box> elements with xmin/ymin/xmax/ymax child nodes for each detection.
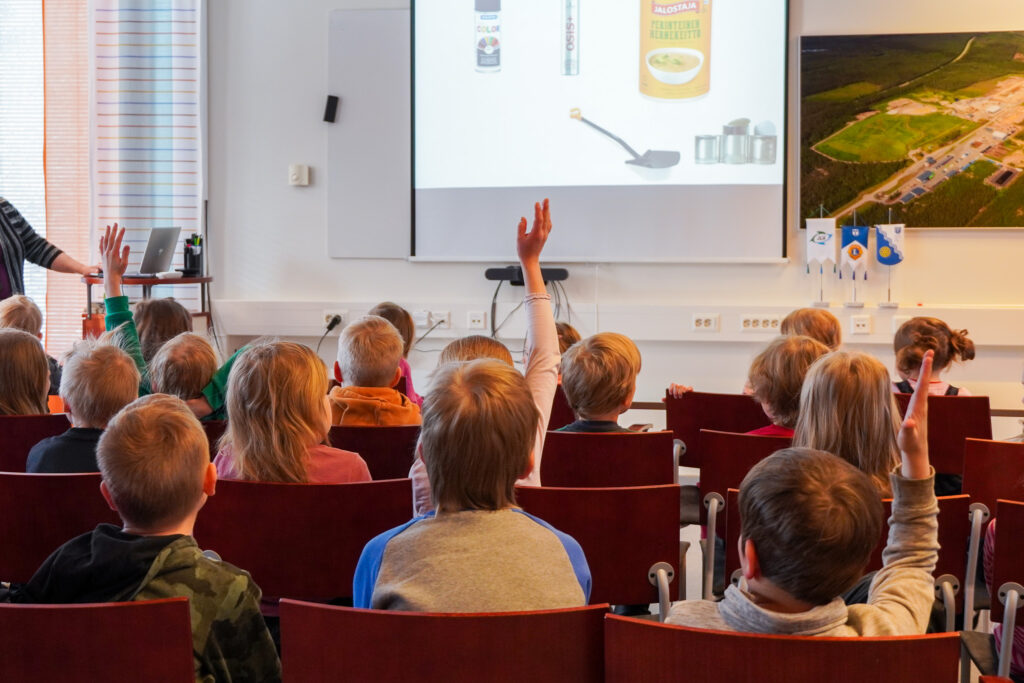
<box><xmin>399</xmin><ymin>357</ymin><xmax>423</xmax><ymax>406</ymax></box>
<box><xmin>409</xmin><ymin>456</ymin><xmax>433</xmax><ymax>516</ymax></box>
<box><xmin>517</xmin><ymin>292</ymin><xmax>559</xmax><ymax>487</ymax></box>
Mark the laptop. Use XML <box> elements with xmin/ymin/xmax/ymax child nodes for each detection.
<box><xmin>127</xmin><ymin>227</ymin><xmax>182</xmax><ymax>276</ymax></box>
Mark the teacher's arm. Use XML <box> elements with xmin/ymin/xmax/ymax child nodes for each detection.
<box><xmin>4</xmin><ymin>199</ymin><xmax>97</xmax><ymax>275</ymax></box>
<box><xmin>49</xmin><ymin>252</ymin><xmax>98</xmax><ymax>276</ymax></box>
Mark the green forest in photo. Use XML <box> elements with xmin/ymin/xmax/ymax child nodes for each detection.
<box><xmin>800</xmin><ymin>31</ymin><xmax>1024</xmax><ymax>226</ymax></box>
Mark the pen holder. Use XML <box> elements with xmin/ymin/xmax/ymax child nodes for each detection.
<box><xmin>182</xmin><ymin>243</ymin><xmax>203</xmax><ymax>276</ymax></box>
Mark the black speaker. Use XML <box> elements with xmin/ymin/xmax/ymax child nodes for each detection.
<box><xmin>323</xmin><ymin>95</ymin><xmax>340</xmax><ymax>123</ymax></box>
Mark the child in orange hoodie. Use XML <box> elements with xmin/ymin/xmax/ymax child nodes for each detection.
<box><xmin>329</xmin><ymin>315</ymin><xmax>422</xmax><ymax>426</ymax></box>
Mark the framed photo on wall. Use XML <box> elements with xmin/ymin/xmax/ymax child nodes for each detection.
<box><xmin>800</xmin><ymin>31</ymin><xmax>1024</xmax><ymax>228</ymax></box>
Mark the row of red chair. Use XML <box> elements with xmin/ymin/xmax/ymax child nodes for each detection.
<box><xmin>0</xmin><ymin>597</ymin><xmax>972</xmax><ymax>683</ymax></box>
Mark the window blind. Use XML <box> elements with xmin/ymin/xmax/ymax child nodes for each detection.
<box><xmin>0</xmin><ymin>1</ymin><xmax>48</xmax><ymax>317</ymax></box>
<box><xmin>90</xmin><ymin>0</ymin><xmax>205</xmax><ymax>310</ymax></box>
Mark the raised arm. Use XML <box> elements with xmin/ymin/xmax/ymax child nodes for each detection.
<box><xmin>100</xmin><ymin>224</ymin><xmax>148</xmax><ymax>391</ymax></box>
<box><xmin>517</xmin><ymin>199</ymin><xmax>559</xmax><ymax>486</ymax></box>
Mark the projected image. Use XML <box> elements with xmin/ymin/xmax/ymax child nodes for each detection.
<box><xmin>801</xmin><ymin>31</ymin><xmax>1024</xmax><ymax>228</ymax></box>
<box><xmin>415</xmin><ymin>1</ymin><xmax>786</xmax><ymax>190</ymax></box>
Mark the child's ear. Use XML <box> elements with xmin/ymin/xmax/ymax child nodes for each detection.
<box><xmin>333</xmin><ymin>361</ymin><xmax>344</xmax><ymax>384</ymax></box>
<box><xmin>521</xmin><ymin>450</ymin><xmax>535</xmax><ymax>479</ymax></box>
<box><xmin>99</xmin><ymin>481</ymin><xmax>119</xmax><ymax>513</ymax></box>
<box><xmin>741</xmin><ymin>537</ymin><xmax>761</xmax><ymax>581</ymax></box>
<box><xmin>619</xmin><ymin>383</ymin><xmax>637</xmax><ymax>414</ymax></box>
<box><xmin>202</xmin><ymin>462</ymin><xmax>217</xmax><ymax>497</ymax></box>
<box><xmin>391</xmin><ymin>366</ymin><xmax>403</xmax><ymax>389</ymax></box>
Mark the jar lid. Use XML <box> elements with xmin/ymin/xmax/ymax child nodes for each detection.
<box><xmin>476</xmin><ymin>0</ymin><xmax>501</xmax><ymax>11</ymax></box>
<box><xmin>722</xmin><ymin>118</ymin><xmax>750</xmax><ymax>135</ymax></box>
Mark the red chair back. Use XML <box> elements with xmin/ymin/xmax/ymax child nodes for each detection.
<box><xmin>962</xmin><ymin>438</ymin><xmax>1024</xmax><ymax>514</ymax></box>
<box><xmin>864</xmin><ymin>496</ymin><xmax>971</xmax><ymax>612</ymax></box>
<box><xmin>0</xmin><ymin>473</ymin><xmax>120</xmax><ymax>582</ymax></box>
<box><xmin>697</xmin><ymin>429</ymin><xmax>791</xmax><ymax>528</ymax></box>
<box><xmin>515</xmin><ymin>485</ymin><xmax>681</xmax><ymax>605</ymax></box>
<box><xmin>201</xmin><ymin>419</ymin><xmax>227</xmax><ymax>459</ymax></box>
<box><xmin>0</xmin><ymin>598</ymin><xmax>194</xmax><ymax>683</ymax></box>
<box><xmin>193</xmin><ymin>478</ymin><xmax>412</xmax><ymax>601</ymax></box>
<box><xmin>664</xmin><ymin>391</ymin><xmax>768</xmax><ymax>467</ymax></box>
<box><xmin>604</xmin><ymin>614</ymin><xmax>961</xmax><ymax>682</ymax></box>
<box><xmin>893</xmin><ymin>394</ymin><xmax>992</xmax><ymax>476</ymax></box>
<box><xmin>328</xmin><ymin>425</ymin><xmax>420</xmax><ymax>480</ymax></box>
<box><xmin>279</xmin><ymin>600</ymin><xmax>607</xmax><ymax>683</ymax></box>
<box><xmin>0</xmin><ymin>414</ymin><xmax>71</xmax><ymax>472</ymax></box>
<box><xmin>549</xmin><ymin>385</ymin><xmax>576</xmax><ymax>431</ymax></box>
<box><xmin>540</xmin><ymin>430</ymin><xmax>676</xmax><ymax>487</ymax></box>
<box><xmin>991</xmin><ymin>499</ymin><xmax>1024</xmax><ymax>623</ymax></box>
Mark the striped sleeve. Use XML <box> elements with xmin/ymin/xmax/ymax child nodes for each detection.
<box><xmin>1</xmin><ymin>198</ymin><xmax>62</xmax><ymax>269</ymax></box>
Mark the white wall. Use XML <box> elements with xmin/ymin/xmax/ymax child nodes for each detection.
<box><xmin>207</xmin><ymin>0</ymin><xmax>1024</xmax><ymax>434</ymax></box>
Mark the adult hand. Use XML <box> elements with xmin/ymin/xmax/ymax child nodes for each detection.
<box><xmin>897</xmin><ymin>349</ymin><xmax>932</xmax><ymax>480</ymax></box>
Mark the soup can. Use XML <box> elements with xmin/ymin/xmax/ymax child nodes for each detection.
<box><xmin>640</xmin><ymin>0</ymin><xmax>711</xmax><ymax>100</ymax></box>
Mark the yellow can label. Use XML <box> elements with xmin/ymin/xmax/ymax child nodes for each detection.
<box><xmin>640</xmin><ymin>0</ymin><xmax>711</xmax><ymax>100</ymax></box>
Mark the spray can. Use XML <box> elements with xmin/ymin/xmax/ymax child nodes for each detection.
<box><xmin>562</xmin><ymin>0</ymin><xmax>579</xmax><ymax>75</ymax></box>
<box><xmin>475</xmin><ymin>0</ymin><xmax>501</xmax><ymax>73</ymax></box>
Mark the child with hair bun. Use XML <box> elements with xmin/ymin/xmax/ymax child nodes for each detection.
<box><xmin>893</xmin><ymin>317</ymin><xmax>975</xmax><ymax>396</ymax></box>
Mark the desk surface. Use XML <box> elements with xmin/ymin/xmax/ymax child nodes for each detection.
<box><xmin>82</xmin><ymin>275</ymin><xmax>213</xmax><ymax>286</ymax></box>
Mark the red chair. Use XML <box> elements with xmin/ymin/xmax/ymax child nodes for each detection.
<box><xmin>193</xmin><ymin>478</ymin><xmax>412</xmax><ymax>602</ymax></box>
<box><xmin>549</xmin><ymin>385</ymin><xmax>576</xmax><ymax>430</ymax></box>
<box><xmin>0</xmin><ymin>473</ymin><xmax>120</xmax><ymax>582</ymax></box>
<box><xmin>893</xmin><ymin>394</ymin><xmax>992</xmax><ymax>477</ymax></box>
<box><xmin>664</xmin><ymin>391</ymin><xmax>769</xmax><ymax>467</ymax></box>
<box><xmin>0</xmin><ymin>598</ymin><xmax>194</xmax><ymax>683</ymax></box>
<box><xmin>279</xmin><ymin>600</ymin><xmax>608</xmax><ymax>683</ymax></box>
<box><xmin>201</xmin><ymin>419</ymin><xmax>227</xmax><ymax>459</ymax></box>
<box><xmin>0</xmin><ymin>414</ymin><xmax>71</xmax><ymax>472</ymax></box>
<box><xmin>963</xmin><ymin>438</ymin><xmax>1024</xmax><ymax>515</ymax></box>
<box><xmin>394</xmin><ymin>374</ymin><xmax>409</xmax><ymax>398</ymax></box>
<box><xmin>696</xmin><ymin>430</ymin><xmax>790</xmax><ymax>599</ymax></box>
<box><xmin>540</xmin><ymin>430</ymin><xmax>676</xmax><ymax>487</ymax></box>
<box><xmin>975</xmin><ymin>500</ymin><xmax>1024</xmax><ymax>679</ymax></box>
<box><xmin>328</xmin><ymin>425</ymin><xmax>420</xmax><ymax>480</ymax></box>
<box><xmin>515</xmin><ymin>485</ymin><xmax>681</xmax><ymax>612</ymax></box>
<box><xmin>603</xmin><ymin>614</ymin><xmax>961</xmax><ymax>683</ymax></box>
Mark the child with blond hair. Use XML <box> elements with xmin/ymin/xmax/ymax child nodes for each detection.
<box><xmin>559</xmin><ymin>332</ymin><xmax>641</xmax><ymax>433</ymax></box>
<box><xmin>8</xmin><ymin>394</ymin><xmax>281</xmax><ymax>681</ymax></box>
<box><xmin>668</xmin><ymin>353</ymin><xmax>938</xmax><ymax>636</ymax></box>
<box><xmin>354</xmin><ymin>359</ymin><xmax>590</xmax><ymax>612</ymax></box>
<box><xmin>0</xmin><ymin>328</ymin><xmax>49</xmax><ymax>415</ymax></box>
<box><xmin>26</xmin><ymin>338</ymin><xmax>139</xmax><ymax>473</ymax></box>
<box><xmin>215</xmin><ymin>341</ymin><xmax>370</xmax><ymax>484</ymax></box>
<box><xmin>781</xmin><ymin>307</ymin><xmax>842</xmax><ymax>351</ymax></box>
<box><xmin>0</xmin><ymin>294</ymin><xmax>61</xmax><ymax>394</ymax></box>
<box><xmin>330</xmin><ymin>315</ymin><xmax>421</xmax><ymax>426</ymax></box>
<box><xmin>409</xmin><ymin>200</ymin><xmax>559</xmax><ymax>515</ymax></box>
<box><xmin>149</xmin><ymin>332</ymin><xmax>219</xmax><ymax>403</ymax></box>
<box><xmin>746</xmin><ymin>335</ymin><xmax>830</xmax><ymax>437</ymax></box>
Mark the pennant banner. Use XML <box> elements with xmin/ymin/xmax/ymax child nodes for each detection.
<box><xmin>875</xmin><ymin>223</ymin><xmax>905</xmax><ymax>266</ymax></box>
<box><xmin>805</xmin><ymin>218</ymin><xmax>836</xmax><ymax>267</ymax></box>
<box><xmin>840</xmin><ymin>225</ymin><xmax>869</xmax><ymax>278</ymax></box>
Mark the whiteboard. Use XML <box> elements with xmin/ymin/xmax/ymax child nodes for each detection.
<box><xmin>326</xmin><ymin>9</ymin><xmax>410</xmax><ymax>259</ymax></box>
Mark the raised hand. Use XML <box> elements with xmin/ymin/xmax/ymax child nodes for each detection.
<box><xmin>99</xmin><ymin>223</ymin><xmax>130</xmax><ymax>298</ymax></box>
<box><xmin>897</xmin><ymin>349</ymin><xmax>932</xmax><ymax>480</ymax></box>
<box><xmin>517</xmin><ymin>198</ymin><xmax>551</xmax><ymax>267</ymax></box>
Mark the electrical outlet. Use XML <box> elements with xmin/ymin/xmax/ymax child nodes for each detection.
<box><xmin>740</xmin><ymin>313</ymin><xmax>782</xmax><ymax>332</ymax></box>
<box><xmin>892</xmin><ymin>315</ymin><xmax>911</xmax><ymax>334</ymax></box>
<box><xmin>691</xmin><ymin>313</ymin><xmax>720</xmax><ymax>332</ymax></box>
<box><xmin>430</xmin><ymin>310</ymin><xmax>451</xmax><ymax>329</ymax></box>
<box><xmin>467</xmin><ymin>310</ymin><xmax>487</xmax><ymax>329</ymax></box>
<box><xmin>321</xmin><ymin>310</ymin><xmax>347</xmax><ymax>327</ymax></box>
<box><xmin>412</xmin><ymin>310</ymin><xmax>431</xmax><ymax>328</ymax></box>
<box><xmin>851</xmin><ymin>314</ymin><xmax>873</xmax><ymax>335</ymax></box>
